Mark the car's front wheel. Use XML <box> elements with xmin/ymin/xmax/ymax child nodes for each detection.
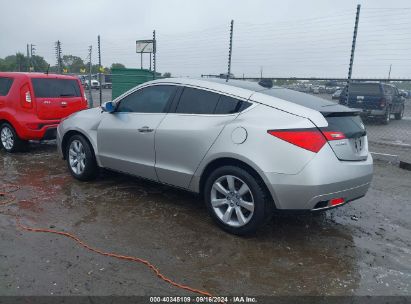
<box><xmin>0</xmin><ymin>123</ymin><xmax>28</xmax><ymax>153</ymax></box>
<box><xmin>66</xmin><ymin>134</ymin><xmax>98</xmax><ymax>181</ymax></box>
<box><xmin>204</xmin><ymin>166</ymin><xmax>273</xmax><ymax>235</ymax></box>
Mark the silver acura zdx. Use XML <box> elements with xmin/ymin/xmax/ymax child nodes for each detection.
<box><xmin>57</xmin><ymin>78</ymin><xmax>373</xmax><ymax>235</ymax></box>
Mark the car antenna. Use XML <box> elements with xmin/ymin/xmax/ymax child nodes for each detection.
<box><xmin>45</xmin><ymin>64</ymin><xmax>50</xmax><ymax>75</ymax></box>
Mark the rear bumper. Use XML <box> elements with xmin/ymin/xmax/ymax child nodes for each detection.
<box><xmin>263</xmin><ymin>144</ymin><xmax>373</xmax><ymax>210</ymax></box>
<box><xmin>16</xmin><ymin>120</ymin><xmax>60</xmax><ymax>140</ymax></box>
<box><xmin>361</xmin><ymin>109</ymin><xmax>385</xmax><ymax>117</ymax></box>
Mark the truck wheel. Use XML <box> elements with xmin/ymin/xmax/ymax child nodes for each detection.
<box><xmin>0</xmin><ymin>123</ymin><xmax>28</xmax><ymax>153</ymax></box>
<box><xmin>395</xmin><ymin>105</ymin><xmax>404</xmax><ymax>120</ymax></box>
<box><xmin>382</xmin><ymin>107</ymin><xmax>391</xmax><ymax>125</ymax></box>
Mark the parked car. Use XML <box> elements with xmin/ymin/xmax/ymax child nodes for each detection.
<box><xmin>84</xmin><ymin>79</ymin><xmax>100</xmax><ymax>90</ymax></box>
<box><xmin>0</xmin><ymin>72</ymin><xmax>88</xmax><ymax>152</ymax></box>
<box><xmin>57</xmin><ymin>78</ymin><xmax>373</xmax><ymax>235</ymax></box>
<box><xmin>312</xmin><ymin>86</ymin><xmax>320</xmax><ymax>94</ymax></box>
<box><xmin>332</xmin><ymin>89</ymin><xmax>342</xmax><ymax>100</ymax></box>
<box><xmin>339</xmin><ymin>82</ymin><xmax>405</xmax><ymax>124</ymax></box>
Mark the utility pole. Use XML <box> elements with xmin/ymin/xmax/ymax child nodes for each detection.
<box><xmin>98</xmin><ymin>35</ymin><xmax>102</xmax><ymax>106</ymax></box>
<box><xmin>153</xmin><ymin>30</ymin><xmax>156</xmax><ymax>79</ymax></box>
<box><xmin>30</xmin><ymin>44</ymin><xmax>36</xmax><ymax>71</ymax></box>
<box><xmin>55</xmin><ymin>40</ymin><xmax>62</xmax><ymax>74</ymax></box>
<box><xmin>388</xmin><ymin>64</ymin><xmax>392</xmax><ymax>81</ymax></box>
<box><xmin>26</xmin><ymin>44</ymin><xmax>30</xmax><ymax>72</ymax></box>
<box><xmin>345</xmin><ymin>4</ymin><xmax>361</xmax><ymax>102</ymax></box>
<box><xmin>226</xmin><ymin>20</ymin><xmax>234</xmax><ymax>82</ymax></box>
<box><xmin>260</xmin><ymin>66</ymin><xmax>263</xmax><ymax>79</ymax></box>
<box><xmin>87</xmin><ymin>45</ymin><xmax>94</xmax><ymax>108</ymax></box>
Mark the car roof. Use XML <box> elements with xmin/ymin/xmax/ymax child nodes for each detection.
<box><xmin>0</xmin><ymin>72</ymin><xmax>79</xmax><ymax>80</ymax></box>
<box><xmin>150</xmin><ymin>77</ymin><xmax>354</xmax><ymax>114</ymax></box>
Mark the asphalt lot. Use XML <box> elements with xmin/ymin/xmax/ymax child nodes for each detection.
<box><xmin>0</xmin><ymin>142</ymin><xmax>410</xmax><ymax>297</ymax></box>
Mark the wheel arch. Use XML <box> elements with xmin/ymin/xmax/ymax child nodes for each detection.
<box><xmin>61</xmin><ymin>130</ymin><xmax>97</xmax><ymax>163</ymax></box>
<box><xmin>197</xmin><ymin>156</ymin><xmax>277</xmax><ymax>209</ymax></box>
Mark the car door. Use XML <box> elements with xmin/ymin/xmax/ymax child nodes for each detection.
<box><xmin>97</xmin><ymin>85</ymin><xmax>177</xmax><ymax>181</ymax></box>
<box><xmin>155</xmin><ymin>86</ymin><xmax>250</xmax><ymax>188</ymax></box>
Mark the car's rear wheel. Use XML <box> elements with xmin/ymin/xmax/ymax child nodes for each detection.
<box><xmin>66</xmin><ymin>134</ymin><xmax>98</xmax><ymax>181</ymax></box>
<box><xmin>0</xmin><ymin>123</ymin><xmax>28</xmax><ymax>153</ymax></box>
<box><xmin>395</xmin><ymin>105</ymin><xmax>405</xmax><ymax>120</ymax></box>
<box><xmin>204</xmin><ymin>166</ymin><xmax>273</xmax><ymax>235</ymax></box>
<box><xmin>382</xmin><ymin>107</ymin><xmax>391</xmax><ymax>125</ymax></box>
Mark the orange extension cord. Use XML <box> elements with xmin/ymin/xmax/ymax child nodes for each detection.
<box><xmin>0</xmin><ymin>184</ymin><xmax>213</xmax><ymax>298</ymax></box>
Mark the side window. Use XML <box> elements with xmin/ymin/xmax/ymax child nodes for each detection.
<box><xmin>215</xmin><ymin>95</ymin><xmax>251</xmax><ymax>114</ymax></box>
<box><xmin>0</xmin><ymin>77</ymin><xmax>14</xmax><ymax>96</ymax></box>
<box><xmin>175</xmin><ymin>87</ymin><xmax>220</xmax><ymax>114</ymax></box>
<box><xmin>116</xmin><ymin>85</ymin><xmax>176</xmax><ymax>113</ymax></box>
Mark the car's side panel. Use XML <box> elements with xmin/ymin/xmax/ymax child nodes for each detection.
<box><xmin>189</xmin><ymin>104</ymin><xmax>317</xmax><ymax>194</ymax></box>
<box><xmin>155</xmin><ymin>113</ymin><xmax>237</xmax><ymax>188</ymax></box>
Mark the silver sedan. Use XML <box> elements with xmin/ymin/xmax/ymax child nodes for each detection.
<box><xmin>57</xmin><ymin>78</ymin><xmax>373</xmax><ymax>235</ymax></box>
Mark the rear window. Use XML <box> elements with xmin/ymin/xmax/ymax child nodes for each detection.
<box><xmin>31</xmin><ymin>78</ymin><xmax>81</xmax><ymax>98</ymax></box>
<box><xmin>0</xmin><ymin>77</ymin><xmax>13</xmax><ymax>96</ymax></box>
<box><xmin>215</xmin><ymin>95</ymin><xmax>251</xmax><ymax>114</ymax></box>
<box><xmin>325</xmin><ymin>115</ymin><xmax>366</xmax><ymax>138</ymax></box>
<box><xmin>348</xmin><ymin>84</ymin><xmax>381</xmax><ymax>95</ymax></box>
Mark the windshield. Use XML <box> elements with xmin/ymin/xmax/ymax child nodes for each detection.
<box><xmin>31</xmin><ymin>78</ymin><xmax>81</xmax><ymax>98</ymax></box>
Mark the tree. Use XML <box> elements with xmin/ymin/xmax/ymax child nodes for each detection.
<box><xmin>110</xmin><ymin>63</ymin><xmax>126</xmax><ymax>70</ymax></box>
<box><xmin>30</xmin><ymin>55</ymin><xmax>49</xmax><ymax>72</ymax></box>
<box><xmin>62</xmin><ymin>55</ymin><xmax>85</xmax><ymax>73</ymax></box>
<box><xmin>162</xmin><ymin>72</ymin><xmax>171</xmax><ymax>78</ymax></box>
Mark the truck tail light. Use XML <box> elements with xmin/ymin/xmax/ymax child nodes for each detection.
<box><xmin>267</xmin><ymin>129</ymin><xmax>326</xmax><ymax>153</ymax></box>
<box><xmin>20</xmin><ymin>85</ymin><xmax>33</xmax><ymax>109</ymax></box>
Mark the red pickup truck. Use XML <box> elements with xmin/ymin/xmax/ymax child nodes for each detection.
<box><xmin>0</xmin><ymin>72</ymin><xmax>88</xmax><ymax>152</ymax></box>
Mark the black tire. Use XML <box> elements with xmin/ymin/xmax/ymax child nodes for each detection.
<box><xmin>0</xmin><ymin>123</ymin><xmax>28</xmax><ymax>153</ymax></box>
<box><xmin>395</xmin><ymin>105</ymin><xmax>405</xmax><ymax>120</ymax></box>
<box><xmin>65</xmin><ymin>134</ymin><xmax>98</xmax><ymax>181</ymax></box>
<box><xmin>381</xmin><ymin>107</ymin><xmax>391</xmax><ymax>125</ymax></box>
<box><xmin>204</xmin><ymin>165</ymin><xmax>273</xmax><ymax>235</ymax></box>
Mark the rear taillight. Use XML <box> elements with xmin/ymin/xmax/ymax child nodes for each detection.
<box><xmin>20</xmin><ymin>85</ymin><xmax>33</xmax><ymax>109</ymax></box>
<box><xmin>380</xmin><ymin>98</ymin><xmax>386</xmax><ymax>108</ymax></box>
<box><xmin>267</xmin><ymin>129</ymin><xmax>326</xmax><ymax>153</ymax></box>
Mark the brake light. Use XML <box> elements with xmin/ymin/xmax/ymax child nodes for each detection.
<box><xmin>322</xmin><ymin>131</ymin><xmax>346</xmax><ymax>141</ymax></box>
<box><xmin>267</xmin><ymin>129</ymin><xmax>326</xmax><ymax>153</ymax></box>
<box><xmin>20</xmin><ymin>84</ymin><xmax>33</xmax><ymax>109</ymax></box>
<box><xmin>380</xmin><ymin>98</ymin><xmax>386</xmax><ymax>108</ymax></box>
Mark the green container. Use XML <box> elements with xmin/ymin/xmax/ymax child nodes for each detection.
<box><xmin>111</xmin><ymin>68</ymin><xmax>155</xmax><ymax>99</ymax></box>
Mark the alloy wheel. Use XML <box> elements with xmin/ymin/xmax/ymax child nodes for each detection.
<box><xmin>210</xmin><ymin>175</ymin><xmax>255</xmax><ymax>227</ymax></box>
<box><xmin>69</xmin><ymin>140</ymin><xmax>86</xmax><ymax>175</ymax></box>
<box><xmin>1</xmin><ymin>126</ymin><xmax>14</xmax><ymax>150</ymax></box>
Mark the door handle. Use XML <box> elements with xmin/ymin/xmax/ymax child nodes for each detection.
<box><xmin>138</xmin><ymin>126</ymin><xmax>154</xmax><ymax>133</ymax></box>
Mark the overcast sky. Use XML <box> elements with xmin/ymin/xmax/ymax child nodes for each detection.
<box><xmin>1</xmin><ymin>0</ymin><xmax>411</xmax><ymax>78</ymax></box>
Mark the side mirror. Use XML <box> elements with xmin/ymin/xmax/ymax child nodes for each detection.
<box><xmin>101</xmin><ymin>101</ymin><xmax>116</xmax><ymax>113</ymax></box>
<box><xmin>400</xmin><ymin>92</ymin><xmax>407</xmax><ymax>98</ymax></box>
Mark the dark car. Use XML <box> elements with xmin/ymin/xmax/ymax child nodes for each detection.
<box><xmin>339</xmin><ymin>82</ymin><xmax>405</xmax><ymax>124</ymax></box>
